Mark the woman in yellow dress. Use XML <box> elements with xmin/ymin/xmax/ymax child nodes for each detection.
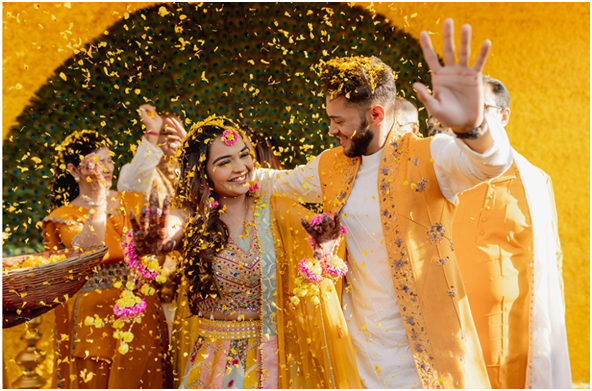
<box><xmin>43</xmin><ymin>130</ymin><xmax>171</xmax><ymax>388</ymax></box>
<box><xmin>131</xmin><ymin>115</ymin><xmax>360</xmax><ymax>388</ymax></box>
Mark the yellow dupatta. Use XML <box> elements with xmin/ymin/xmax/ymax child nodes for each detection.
<box><xmin>268</xmin><ymin>196</ymin><xmax>360</xmax><ymax>388</ymax></box>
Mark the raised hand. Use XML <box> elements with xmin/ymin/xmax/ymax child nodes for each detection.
<box><xmin>129</xmin><ymin>188</ymin><xmax>176</xmax><ymax>256</ymax></box>
<box><xmin>301</xmin><ymin>214</ymin><xmax>343</xmax><ymax>261</ymax></box>
<box><xmin>78</xmin><ymin>152</ymin><xmax>108</xmax><ymax>200</ymax></box>
<box><xmin>161</xmin><ymin>116</ymin><xmax>187</xmax><ymax>154</ymax></box>
<box><xmin>138</xmin><ymin>104</ymin><xmax>164</xmax><ymax>134</ymax></box>
<box><xmin>413</xmin><ymin>19</ymin><xmax>491</xmax><ymax>133</ymax></box>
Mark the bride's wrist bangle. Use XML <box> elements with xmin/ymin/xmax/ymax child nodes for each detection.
<box><xmin>82</xmin><ymin>195</ymin><xmax>107</xmax><ymax>208</ymax></box>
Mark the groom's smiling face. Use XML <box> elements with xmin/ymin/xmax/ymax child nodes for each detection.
<box><xmin>325</xmin><ymin>95</ymin><xmax>374</xmax><ymax>158</ymax></box>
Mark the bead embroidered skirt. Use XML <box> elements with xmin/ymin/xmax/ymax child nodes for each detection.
<box><xmin>179</xmin><ymin>318</ymin><xmax>264</xmax><ymax>389</ymax></box>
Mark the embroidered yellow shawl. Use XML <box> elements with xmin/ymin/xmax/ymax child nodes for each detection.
<box><xmin>318</xmin><ymin>132</ymin><xmax>490</xmax><ymax>389</ymax></box>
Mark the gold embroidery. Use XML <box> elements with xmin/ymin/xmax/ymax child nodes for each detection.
<box><xmin>43</xmin><ymin>216</ymin><xmax>83</xmax><ymax>226</ymax></box>
<box><xmin>378</xmin><ymin>134</ymin><xmax>441</xmax><ymax>388</ymax></box>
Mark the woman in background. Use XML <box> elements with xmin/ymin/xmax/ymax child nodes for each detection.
<box><xmin>43</xmin><ymin>129</ymin><xmax>170</xmax><ymax>388</ymax></box>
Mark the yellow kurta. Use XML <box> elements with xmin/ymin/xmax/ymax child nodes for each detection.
<box><xmin>454</xmin><ymin>160</ymin><xmax>533</xmax><ymax>389</ymax></box>
<box><xmin>43</xmin><ymin>192</ymin><xmax>171</xmax><ymax>389</ymax></box>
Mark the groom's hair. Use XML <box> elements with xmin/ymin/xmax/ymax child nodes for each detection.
<box><xmin>317</xmin><ymin>56</ymin><xmax>397</xmax><ymax>114</ymax></box>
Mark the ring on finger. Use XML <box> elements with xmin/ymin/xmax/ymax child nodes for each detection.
<box><xmin>88</xmin><ymin>162</ymin><xmax>96</xmax><ymax>169</ymax></box>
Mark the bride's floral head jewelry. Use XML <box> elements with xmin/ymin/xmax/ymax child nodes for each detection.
<box><xmin>176</xmin><ymin>115</ymin><xmax>245</xmax><ymax>162</ymax></box>
<box><xmin>173</xmin><ymin>115</ymin><xmax>246</xmax><ymax>211</ymax></box>
<box><xmin>221</xmin><ymin>128</ymin><xmax>239</xmax><ymax>146</ymax></box>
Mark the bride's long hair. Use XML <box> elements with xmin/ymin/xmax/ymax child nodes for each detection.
<box><xmin>173</xmin><ymin>115</ymin><xmax>248</xmax><ymax>315</ymax></box>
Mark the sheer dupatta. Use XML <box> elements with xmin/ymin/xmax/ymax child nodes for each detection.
<box><xmin>256</xmin><ymin>195</ymin><xmax>360</xmax><ymax>389</ymax></box>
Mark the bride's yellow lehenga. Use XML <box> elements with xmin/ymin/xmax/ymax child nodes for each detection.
<box><xmin>178</xmin><ymin>195</ymin><xmax>361</xmax><ymax>389</ymax></box>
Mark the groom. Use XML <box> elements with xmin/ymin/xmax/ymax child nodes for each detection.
<box><xmin>256</xmin><ymin>19</ymin><xmax>512</xmax><ymax>388</ymax></box>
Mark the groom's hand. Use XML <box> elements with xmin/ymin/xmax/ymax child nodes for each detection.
<box><xmin>413</xmin><ymin>19</ymin><xmax>491</xmax><ymax>134</ymax></box>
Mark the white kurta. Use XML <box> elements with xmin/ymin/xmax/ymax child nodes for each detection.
<box><xmin>117</xmin><ymin>138</ymin><xmax>164</xmax><ymax>196</ymax></box>
<box><xmin>340</xmin><ymin>149</ymin><xmax>421</xmax><ymax>388</ymax></box>
<box><xmin>256</xmin><ymin>116</ymin><xmax>512</xmax><ymax>388</ymax></box>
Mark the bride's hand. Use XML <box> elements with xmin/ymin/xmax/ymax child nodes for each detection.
<box><xmin>301</xmin><ymin>214</ymin><xmax>343</xmax><ymax>261</ymax></box>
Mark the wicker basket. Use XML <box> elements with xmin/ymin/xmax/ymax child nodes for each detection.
<box><xmin>2</xmin><ymin>245</ymin><xmax>109</xmax><ymax>311</ymax></box>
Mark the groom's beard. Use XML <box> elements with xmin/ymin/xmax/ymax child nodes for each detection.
<box><xmin>344</xmin><ymin>116</ymin><xmax>374</xmax><ymax>158</ymax></box>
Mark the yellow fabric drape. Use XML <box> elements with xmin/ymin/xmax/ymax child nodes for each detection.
<box><xmin>42</xmin><ymin>192</ymin><xmax>171</xmax><ymax>389</ymax></box>
<box><xmin>454</xmin><ymin>161</ymin><xmax>533</xmax><ymax>388</ymax></box>
<box><xmin>171</xmin><ymin>278</ymin><xmax>202</xmax><ymax>387</ymax></box>
<box><xmin>271</xmin><ymin>196</ymin><xmax>360</xmax><ymax>389</ymax></box>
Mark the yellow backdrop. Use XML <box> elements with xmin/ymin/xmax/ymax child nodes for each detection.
<box><xmin>2</xmin><ymin>2</ymin><xmax>589</xmax><ymax>385</ymax></box>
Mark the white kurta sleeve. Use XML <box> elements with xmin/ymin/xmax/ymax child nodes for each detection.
<box><xmin>430</xmin><ymin>114</ymin><xmax>513</xmax><ymax>203</ymax></box>
<box><xmin>254</xmin><ymin>153</ymin><xmax>323</xmax><ymax>204</ymax></box>
<box><xmin>117</xmin><ymin>138</ymin><xmax>164</xmax><ymax>194</ymax></box>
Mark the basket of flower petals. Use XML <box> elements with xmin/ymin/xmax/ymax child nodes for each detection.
<box><xmin>2</xmin><ymin>245</ymin><xmax>108</xmax><ymax>314</ymax></box>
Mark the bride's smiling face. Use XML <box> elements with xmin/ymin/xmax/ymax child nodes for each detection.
<box><xmin>205</xmin><ymin>136</ymin><xmax>254</xmax><ymax>198</ymax></box>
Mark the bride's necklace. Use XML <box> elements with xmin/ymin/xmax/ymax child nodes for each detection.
<box><xmin>239</xmin><ymin>198</ymin><xmax>258</xmax><ymax>240</ymax></box>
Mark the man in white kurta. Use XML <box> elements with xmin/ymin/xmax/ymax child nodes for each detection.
<box><xmin>453</xmin><ymin>77</ymin><xmax>571</xmax><ymax>388</ymax></box>
<box><xmin>257</xmin><ymin>113</ymin><xmax>512</xmax><ymax>388</ymax></box>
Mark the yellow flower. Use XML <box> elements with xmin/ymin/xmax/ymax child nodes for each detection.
<box><xmin>118</xmin><ymin>342</ymin><xmax>129</xmax><ymax>355</ymax></box>
<box><xmin>155</xmin><ymin>269</ymin><xmax>167</xmax><ymax>284</ymax></box>
<box><xmin>294</xmin><ymin>287</ymin><xmax>308</xmax><ymax>298</ymax></box>
<box><xmin>122</xmin><ymin>331</ymin><xmax>134</xmax><ymax>343</ymax></box>
<box><xmin>113</xmin><ymin>319</ymin><xmax>124</xmax><ymax>329</ymax></box>
<box><xmin>140</xmin><ymin>284</ymin><xmax>155</xmax><ymax>296</ymax></box>
<box><xmin>93</xmin><ymin>315</ymin><xmax>105</xmax><ymax>328</ymax></box>
<box><xmin>311</xmin><ymin>262</ymin><xmax>322</xmax><ymax>277</ymax></box>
